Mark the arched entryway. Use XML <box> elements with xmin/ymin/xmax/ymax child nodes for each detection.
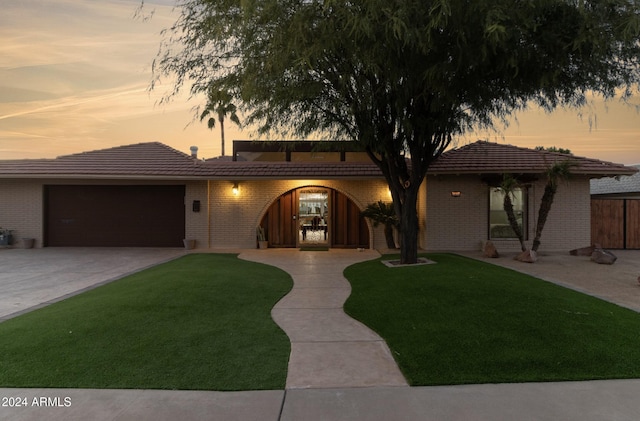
<box><xmin>260</xmin><ymin>187</ymin><xmax>370</xmax><ymax>248</ymax></box>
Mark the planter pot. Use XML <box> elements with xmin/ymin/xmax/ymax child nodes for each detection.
<box><xmin>22</xmin><ymin>238</ymin><xmax>35</xmax><ymax>249</ymax></box>
<box><xmin>183</xmin><ymin>239</ymin><xmax>196</xmax><ymax>250</ymax></box>
<box><xmin>258</xmin><ymin>240</ymin><xmax>269</xmax><ymax>249</ymax></box>
<box><xmin>0</xmin><ymin>234</ymin><xmax>11</xmax><ymax>247</ymax></box>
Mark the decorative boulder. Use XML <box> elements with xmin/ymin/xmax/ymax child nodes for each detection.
<box><xmin>515</xmin><ymin>249</ymin><xmax>537</xmax><ymax>263</ymax></box>
<box><xmin>482</xmin><ymin>241</ymin><xmax>499</xmax><ymax>258</ymax></box>
<box><xmin>570</xmin><ymin>244</ymin><xmax>602</xmax><ymax>256</ymax></box>
<box><xmin>591</xmin><ymin>248</ymin><xmax>617</xmax><ymax>265</ymax></box>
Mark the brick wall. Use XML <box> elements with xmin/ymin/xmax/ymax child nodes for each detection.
<box><xmin>184</xmin><ymin>181</ymin><xmax>209</xmax><ymax>249</ymax></box>
<box><xmin>524</xmin><ymin>175</ymin><xmax>591</xmax><ymax>252</ymax></box>
<box><xmin>424</xmin><ymin>175</ymin><xmax>591</xmax><ymax>252</ymax></box>
<box><xmin>0</xmin><ymin>179</ymin><xmax>43</xmax><ymax>247</ymax></box>
<box><xmin>425</xmin><ymin>175</ymin><xmax>488</xmax><ymax>251</ymax></box>
<box><xmin>0</xmin><ymin>174</ymin><xmax>591</xmax><ymax>252</ymax></box>
<box><xmin>206</xmin><ymin>179</ymin><xmax>391</xmax><ymax>249</ymax></box>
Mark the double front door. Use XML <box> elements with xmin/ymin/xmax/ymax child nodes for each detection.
<box><xmin>260</xmin><ymin>187</ymin><xmax>369</xmax><ymax>248</ymax></box>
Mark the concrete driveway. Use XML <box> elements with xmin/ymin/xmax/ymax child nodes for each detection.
<box><xmin>460</xmin><ymin>249</ymin><xmax>640</xmax><ymax>312</ymax></box>
<box><xmin>0</xmin><ymin>248</ymin><xmax>185</xmax><ymax>321</ymax></box>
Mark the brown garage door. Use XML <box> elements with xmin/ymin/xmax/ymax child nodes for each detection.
<box><xmin>45</xmin><ymin>185</ymin><xmax>185</xmax><ymax>247</ymax></box>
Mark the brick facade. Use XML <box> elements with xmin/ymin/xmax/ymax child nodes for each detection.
<box><xmin>205</xmin><ymin>179</ymin><xmax>391</xmax><ymax>249</ymax></box>
<box><xmin>0</xmin><ymin>179</ymin><xmax>43</xmax><ymax>247</ymax></box>
<box><xmin>0</xmin><ymin>175</ymin><xmax>591</xmax><ymax>252</ymax></box>
<box><xmin>424</xmin><ymin>175</ymin><xmax>591</xmax><ymax>252</ymax></box>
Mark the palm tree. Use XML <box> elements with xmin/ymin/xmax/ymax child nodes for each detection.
<box><xmin>361</xmin><ymin>201</ymin><xmax>399</xmax><ymax>249</ymax></box>
<box><xmin>199</xmin><ymin>89</ymin><xmax>240</xmax><ymax>157</ymax></box>
<box><xmin>500</xmin><ymin>174</ymin><xmax>526</xmax><ymax>252</ymax></box>
<box><xmin>531</xmin><ymin>160</ymin><xmax>578</xmax><ymax>252</ymax></box>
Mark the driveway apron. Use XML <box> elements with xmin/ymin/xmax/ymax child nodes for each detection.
<box><xmin>240</xmin><ymin>249</ymin><xmax>408</xmax><ymax>389</ymax></box>
<box><xmin>0</xmin><ymin>248</ymin><xmax>185</xmax><ymax>321</ymax></box>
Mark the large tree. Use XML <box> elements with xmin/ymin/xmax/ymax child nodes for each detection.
<box><xmin>153</xmin><ymin>0</ymin><xmax>639</xmax><ymax>263</ymax></box>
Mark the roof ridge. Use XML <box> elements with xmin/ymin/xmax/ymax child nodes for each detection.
<box><xmin>453</xmin><ymin>140</ymin><xmax>631</xmax><ymax>168</ymax></box>
<box><xmin>56</xmin><ymin>142</ymin><xmax>162</xmax><ymax>159</ymax></box>
<box><xmin>153</xmin><ymin>142</ymin><xmax>196</xmax><ymax>160</ymax></box>
<box><xmin>56</xmin><ymin>142</ymin><xmax>197</xmax><ymax>162</ymax></box>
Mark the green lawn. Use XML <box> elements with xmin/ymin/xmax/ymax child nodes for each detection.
<box><xmin>0</xmin><ymin>254</ymin><xmax>292</xmax><ymax>391</ymax></box>
<box><xmin>344</xmin><ymin>253</ymin><xmax>640</xmax><ymax>386</ymax></box>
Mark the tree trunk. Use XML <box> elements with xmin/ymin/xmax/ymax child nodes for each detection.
<box><xmin>219</xmin><ymin>115</ymin><xmax>226</xmax><ymax>156</ymax></box>
<box><xmin>532</xmin><ymin>184</ymin><xmax>556</xmax><ymax>252</ymax></box>
<box><xmin>503</xmin><ymin>192</ymin><xmax>526</xmax><ymax>251</ymax></box>
<box><xmin>399</xmin><ymin>186</ymin><xmax>419</xmax><ymax>264</ymax></box>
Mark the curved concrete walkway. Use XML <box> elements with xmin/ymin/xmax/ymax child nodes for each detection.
<box><xmin>240</xmin><ymin>249</ymin><xmax>408</xmax><ymax>389</ymax></box>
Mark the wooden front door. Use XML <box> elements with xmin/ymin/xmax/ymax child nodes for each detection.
<box><xmin>261</xmin><ymin>188</ymin><xmax>370</xmax><ymax>248</ymax></box>
<box><xmin>261</xmin><ymin>190</ymin><xmax>298</xmax><ymax>247</ymax></box>
<box><xmin>331</xmin><ymin>190</ymin><xmax>369</xmax><ymax>248</ymax></box>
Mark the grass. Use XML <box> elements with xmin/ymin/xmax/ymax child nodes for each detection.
<box><xmin>0</xmin><ymin>254</ymin><xmax>292</xmax><ymax>391</ymax></box>
<box><xmin>344</xmin><ymin>253</ymin><xmax>640</xmax><ymax>386</ymax></box>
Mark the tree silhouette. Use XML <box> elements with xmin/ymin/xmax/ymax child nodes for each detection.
<box><xmin>199</xmin><ymin>89</ymin><xmax>240</xmax><ymax>157</ymax></box>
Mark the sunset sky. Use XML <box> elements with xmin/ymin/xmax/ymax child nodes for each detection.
<box><xmin>1</xmin><ymin>0</ymin><xmax>639</xmax><ymax>164</ymax></box>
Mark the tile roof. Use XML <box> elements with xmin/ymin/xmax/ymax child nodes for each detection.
<box><xmin>0</xmin><ymin>140</ymin><xmax>635</xmax><ymax>180</ymax></box>
<box><xmin>427</xmin><ymin>141</ymin><xmax>638</xmax><ymax>176</ymax></box>
<box><xmin>0</xmin><ymin>142</ymin><xmax>202</xmax><ymax>178</ymax></box>
<box><xmin>0</xmin><ymin>142</ymin><xmax>383</xmax><ymax>179</ymax></box>
<box><xmin>590</xmin><ymin>164</ymin><xmax>640</xmax><ymax>194</ymax></box>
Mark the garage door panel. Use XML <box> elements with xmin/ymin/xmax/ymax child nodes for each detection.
<box><xmin>46</xmin><ymin>185</ymin><xmax>185</xmax><ymax>247</ymax></box>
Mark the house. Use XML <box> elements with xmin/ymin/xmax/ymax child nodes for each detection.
<box><xmin>0</xmin><ymin>140</ymin><xmax>635</xmax><ymax>252</ymax></box>
<box><xmin>590</xmin><ymin>164</ymin><xmax>640</xmax><ymax>249</ymax></box>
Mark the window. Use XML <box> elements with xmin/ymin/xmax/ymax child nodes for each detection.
<box><xmin>489</xmin><ymin>187</ymin><xmax>527</xmax><ymax>239</ymax></box>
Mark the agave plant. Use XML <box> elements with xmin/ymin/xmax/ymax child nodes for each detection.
<box><xmin>361</xmin><ymin>201</ymin><xmax>399</xmax><ymax>249</ymax></box>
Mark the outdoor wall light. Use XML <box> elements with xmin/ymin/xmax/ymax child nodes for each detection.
<box><xmin>451</xmin><ymin>191</ymin><xmax>462</xmax><ymax>197</ymax></box>
<box><xmin>232</xmin><ymin>183</ymin><xmax>239</xmax><ymax>196</ymax></box>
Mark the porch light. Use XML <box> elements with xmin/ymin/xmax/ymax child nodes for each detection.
<box><xmin>451</xmin><ymin>191</ymin><xmax>461</xmax><ymax>197</ymax></box>
<box><xmin>232</xmin><ymin>183</ymin><xmax>239</xmax><ymax>196</ymax></box>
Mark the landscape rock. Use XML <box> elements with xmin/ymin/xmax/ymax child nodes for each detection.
<box><xmin>515</xmin><ymin>249</ymin><xmax>537</xmax><ymax>263</ymax></box>
<box><xmin>570</xmin><ymin>244</ymin><xmax>601</xmax><ymax>256</ymax></box>
<box><xmin>482</xmin><ymin>241</ymin><xmax>499</xmax><ymax>258</ymax></box>
<box><xmin>591</xmin><ymin>248</ymin><xmax>617</xmax><ymax>265</ymax></box>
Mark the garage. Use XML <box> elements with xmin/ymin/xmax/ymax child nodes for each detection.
<box><xmin>45</xmin><ymin>185</ymin><xmax>185</xmax><ymax>247</ymax></box>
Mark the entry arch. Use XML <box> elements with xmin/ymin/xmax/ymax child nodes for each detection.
<box><xmin>259</xmin><ymin>185</ymin><xmax>370</xmax><ymax>249</ymax></box>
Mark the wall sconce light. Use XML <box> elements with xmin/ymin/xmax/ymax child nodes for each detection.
<box><xmin>232</xmin><ymin>183</ymin><xmax>239</xmax><ymax>196</ymax></box>
<box><xmin>451</xmin><ymin>191</ymin><xmax>461</xmax><ymax>197</ymax></box>
<box><xmin>192</xmin><ymin>200</ymin><xmax>201</xmax><ymax>212</ymax></box>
